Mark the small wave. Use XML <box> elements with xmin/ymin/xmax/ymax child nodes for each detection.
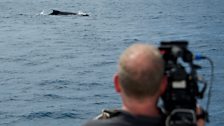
<box><xmin>38</xmin><ymin>79</ymin><xmax>72</xmax><ymax>86</ymax></box>
<box><xmin>94</xmin><ymin>101</ymin><xmax>106</xmax><ymax>105</ymax></box>
<box><xmin>92</xmin><ymin>61</ymin><xmax>115</xmax><ymax>67</ymax></box>
<box><xmin>43</xmin><ymin>94</ymin><xmax>63</xmax><ymax>99</ymax></box>
<box><xmin>23</xmin><ymin>111</ymin><xmax>79</xmax><ymax>119</ymax></box>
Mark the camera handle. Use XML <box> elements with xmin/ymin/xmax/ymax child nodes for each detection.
<box><xmin>165</xmin><ymin>109</ymin><xmax>197</xmax><ymax>126</ymax></box>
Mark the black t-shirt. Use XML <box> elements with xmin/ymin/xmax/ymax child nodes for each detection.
<box><xmin>83</xmin><ymin>110</ymin><xmax>165</xmax><ymax>126</ymax></box>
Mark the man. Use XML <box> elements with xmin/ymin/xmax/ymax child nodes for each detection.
<box><xmin>83</xmin><ymin>43</ymin><xmax>205</xmax><ymax>126</ymax></box>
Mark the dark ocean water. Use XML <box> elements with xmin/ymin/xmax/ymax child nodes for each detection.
<box><xmin>0</xmin><ymin>0</ymin><xmax>223</xmax><ymax>126</ymax></box>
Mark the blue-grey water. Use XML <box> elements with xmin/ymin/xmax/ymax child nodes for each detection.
<box><xmin>0</xmin><ymin>0</ymin><xmax>223</xmax><ymax>126</ymax></box>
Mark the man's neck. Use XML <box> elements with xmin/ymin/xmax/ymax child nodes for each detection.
<box><xmin>122</xmin><ymin>98</ymin><xmax>160</xmax><ymax>117</ymax></box>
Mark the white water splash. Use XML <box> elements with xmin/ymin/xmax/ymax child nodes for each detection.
<box><xmin>38</xmin><ymin>10</ymin><xmax>52</xmax><ymax>16</ymax></box>
<box><xmin>77</xmin><ymin>10</ymin><xmax>89</xmax><ymax>16</ymax></box>
<box><xmin>40</xmin><ymin>10</ymin><xmax>45</xmax><ymax>15</ymax></box>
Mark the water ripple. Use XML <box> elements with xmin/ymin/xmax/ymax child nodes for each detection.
<box><xmin>23</xmin><ymin>111</ymin><xmax>79</xmax><ymax>119</ymax></box>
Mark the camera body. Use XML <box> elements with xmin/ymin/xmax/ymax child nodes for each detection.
<box><xmin>159</xmin><ymin>41</ymin><xmax>205</xmax><ymax>126</ymax></box>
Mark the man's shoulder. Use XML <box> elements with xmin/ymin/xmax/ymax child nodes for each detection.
<box><xmin>82</xmin><ymin>109</ymin><xmax>165</xmax><ymax>126</ymax></box>
<box><xmin>83</xmin><ymin>110</ymin><xmax>127</xmax><ymax>126</ymax></box>
<box><xmin>83</xmin><ymin>118</ymin><xmax>123</xmax><ymax>126</ymax></box>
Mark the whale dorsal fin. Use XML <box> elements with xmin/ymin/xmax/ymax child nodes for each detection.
<box><xmin>52</xmin><ymin>10</ymin><xmax>59</xmax><ymax>12</ymax></box>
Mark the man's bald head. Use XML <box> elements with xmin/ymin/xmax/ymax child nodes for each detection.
<box><xmin>118</xmin><ymin>43</ymin><xmax>164</xmax><ymax>99</ymax></box>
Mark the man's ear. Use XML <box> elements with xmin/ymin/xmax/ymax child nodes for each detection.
<box><xmin>160</xmin><ymin>76</ymin><xmax>167</xmax><ymax>95</ymax></box>
<box><xmin>114</xmin><ymin>74</ymin><xmax>121</xmax><ymax>93</ymax></box>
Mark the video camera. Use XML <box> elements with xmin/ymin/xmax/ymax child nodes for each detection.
<box><xmin>159</xmin><ymin>41</ymin><xmax>211</xmax><ymax>126</ymax></box>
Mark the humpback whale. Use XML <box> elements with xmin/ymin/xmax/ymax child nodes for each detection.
<box><xmin>49</xmin><ymin>10</ymin><xmax>89</xmax><ymax>16</ymax></box>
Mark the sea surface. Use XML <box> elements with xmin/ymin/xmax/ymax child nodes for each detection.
<box><xmin>0</xmin><ymin>0</ymin><xmax>223</xmax><ymax>126</ymax></box>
